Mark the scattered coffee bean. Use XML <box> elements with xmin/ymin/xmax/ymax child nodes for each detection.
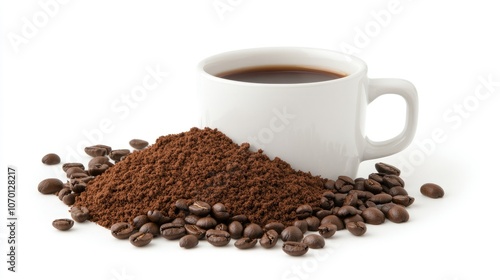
<box><xmin>160</xmin><ymin>223</ymin><xmax>186</xmax><ymax>240</ymax></box>
<box><xmin>38</xmin><ymin>178</ymin><xmax>64</xmax><ymax>194</ymax></box>
<box><xmin>228</xmin><ymin>221</ymin><xmax>243</xmax><ymax>239</ymax></box>
<box><xmin>132</xmin><ymin>215</ymin><xmax>150</xmax><ymax>230</ymax></box>
<box><xmin>111</xmin><ymin>222</ymin><xmax>135</xmax><ymax>239</ymax></box>
<box><xmin>302</xmin><ymin>234</ymin><xmax>325</xmax><ymax>249</ymax></box>
<box><xmin>260</xmin><ymin>229</ymin><xmax>279</xmax><ymax>249</ymax></box>
<box><xmin>129</xmin><ymin>232</ymin><xmax>153</xmax><ymax>247</ymax></box>
<box><xmin>109</xmin><ymin>149</ymin><xmax>131</xmax><ymax>162</ymax></box>
<box><xmin>62</xmin><ymin>193</ymin><xmax>76</xmax><ymax>206</ymax></box>
<box><xmin>318</xmin><ymin>223</ymin><xmax>337</xmax><ymax>238</ymax></box>
<box><xmin>361</xmin><ymin>207</ymin><xmax>385</xmax><ymax>225</ymax></box>
<box><xmin>179</xmin><ymin>234</ymin><xmax>199</xmax><ymax>249</ymax></box>
<box><xmin>52</xmin><ymin>219</ymin><xmax>74</xmax><ymax>231</ymax></box>
<box><xmin>383</xmin><ymin>174</ymin><xmax>405</xmax><ymax>187</ymax></box>
<box><xmin>243</xmin><ymin>223</ymin><xmax>264</xmax><ymax>239</ymax></box>
<box><xmin>58</xmin><ymin>187</ymin><xmax>71</xmax><ymax>201</ymax></box>
<box><xmin>129</xmin><ymin>139</ymin><xmax>149</xmax><ymax>150</ymax></box>
<box><xmin>337</xmin><ymin>205</ymin><xmax>358</xmax><ymax>217</ymax></box>
<box><xmin>215</xmin><ymin>223</ymin><xmax>228</xmax><ymax>231</ymax></box>
<box><xmin>392</xmin><ymin>195</ymin><xmax>415</xmax><ymax>207</ymax></box>
<box><xmin>62</xmin><ymin>162</ymin><xmax>85</xmax><ymax>172</ymax></box>
<box><xmin>196</xmin><ymin>216</ymin><xmax>217</xmax><ymax>229</ymax></box>
<box><xmin>42</xmin><ymin>153</ymin><xmax>60</xmax><ymax>165</ymax></box>
<box><xmin>147</xmin><ymin>210</ymin><xmax>171</xmax><ymax>225</ymax></box>
<box><xmin>184</xmin><ymin>214</ymin><xmax>200</xmax><ymax>225</ymax></box>
<box><xmin>234</xmin><ymin>237</ymin><xmax>257</xmax><ymax>249</ymax></box>
<box><xmin>211</xmin><ymin>203</ymin><xmax>230</xmax><ymax>222</ymax></box>
<box><xmin>66</xmin><ymin>166</ymin><xmax>86</xmax><ymax>178</ymax></box>
<box><xmin>84</xmin><ymin>146</ymin><xmax>108</xmax><ymax>157</ymax></box>
<box><xmin>375</xmin><ymin>162</ymin><xmax>401</xmax><ymax>176</ymax></box>
<box><xmin>282</xmin><ymin>241</ymin><xmax>308</xmax><ymax>256</ymax></box>
<box><xmin>70</xmin><ymin>206</ymin><xmax>89</xmax><ymax>223</ymax></box>
<box><xmin>175</xmin><ymin>199</ymin><xmax>189</xmax><ymax>212</ymax></box>
<box><xmin>305</xmin><ymin>216</ymin><xmax>320</xmax><ymax>231</ymax></box>
<box><xmin>172</xmin><ymin>217</ymin><xmax>186</xmax><ymax>226</ymax></box>
<box><xmin>139</xmin><ymin>222</ymin><xmax>160</xmax><ymax>237</ymax></box>
<box><xmin>346</xmin><ymin>221</ymin><xmax>367</xmax><ymax>236</ymax></box>
<box><xmin>189</xmin><ymin>201</ymin><xmax>211</xmax><ymax>217</ymax></box>
<box><xmin>231</xmin><ymin>214</ymin><xmax>248</xmax><ymax>224</ymax></box>
<box><xmin>281</xmin><ymin>226</ymin><xmax>303</xmax><ymax>242</ymax></box>
<box><xmin>293</xmin><ymin>220</ymin><xmax>308</xmax><ymax>233</ymax></box>
<box><xmin>343</xmin><ymin>214</ymin><xmax>363</xmax><ymax>225</ymax></box>
<box><xmin>364</xmin><ymin>179</ymin><xmax>383</xmax><ymax>193</ymax></box>
<box><xmin>321</xmin><ymin>215</ymin><xmax>344</xmax><ymax>230</ymax></box>
<box><xmin>296</xmin><ymin>204</ymin><xmax>313</xmax><ymax>219</ymax></box>
<box><xmin>386</xmin><ymin>205</ymin><xmax>410</xmax><ymax>223</ymax></box>
<box><xmin>264</xmin><ymin>222</ymin><xmax>285</xmax><ymax>234</ymax></box>
<box><xmin>206</xmin><ymin>229</ymin><xmax>231</xmax><ymax>247</ymax></box>
<box><xmin>420</xmin><ymin>183</ymin><xmax>444</xmax><ymax>198</ymax></box>
<box><xmin>369</xmin><ymin>193</ymin><xmax>393</xmax><ymax>204</ymax></box>
<box><xmin>184</xmin><ymin>224</ymin><xmax>206</xmax><ymax>240</ymax></box>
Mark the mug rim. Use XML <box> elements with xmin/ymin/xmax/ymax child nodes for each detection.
<box><xmin>197</xmin><ymin>47</ymin><xmax>367</xmax><ymax>88</ymax></box>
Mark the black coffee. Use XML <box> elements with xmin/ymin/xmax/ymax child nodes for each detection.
<box><xmin>218</xmin><ymin>66</ymin><xmax>345</xmax><ymax>84</ymax></box>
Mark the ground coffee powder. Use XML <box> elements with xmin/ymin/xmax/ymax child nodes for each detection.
<box><xmin>75</xmin><ymin>127</ymin><xmax>327</xmax><ymax>228</ymax></box>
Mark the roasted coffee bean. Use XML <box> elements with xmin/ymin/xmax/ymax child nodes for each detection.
<box><xmin>231</xmin><ymin>214</ymin><xmax>248</xmax><ymax>224</ymax></box>
<box><xmin>189</xmin><ymin>201</ymin><xmax>211</xmax><ymax>217</ymax></box>
<box><xmin>228</xmin><ymin>221</ymin><xmax>243</xmax><ymax>239</ymax></box>
<box><xmin>388</xmin><ymin>186</ymin><xmax>408</xmax><ymax>196</ymax></box>
<box><xmin>38</xmin><ymin>178</ymin><xmax>64</xmax><ymax>194</ymax></box>
<box><xmin>305</xmin><ymin>216</ymin><xmax>320</xmax><ymax>231</ymax></box>
<box><xmin>211</xmin><ymin>203</ymin><xmax>230</xmax><ymax>221</ymax></box>
<box><xmin>281</xmin><ymin>226</ymin><xmax>303</xmax><ymax>242</ymax></box>
<box><xmin>337</xmin><ymin>205</ymin><xmax>359</xmax><ymax>217</ymax></box>
<box><xmin>58</xmin><ymin>187</ymin><xmax>71</xmax><ymax>201</ymax></box>
<box><xmin>69</xmin><ymin>172</ymin><xmax>88</xmax><ymax>180</ymax></box>
<box><xmin>386</xmin><ymin>205</ymin><xmax>410</xmax><ymax>223</ymax></box>
<box><xmin>333</xmin><ymin>193</ymin><xmax>347</xmax><ymax>206</ymax></box>
<box><xmin>184</xmin><ymin>215</ymin><xmax>200</xmax><ymax>225</ymax></box>
<box><xmin>129</xmin><ymin>139</ymin><xmax>149</xmax><ymax>150</ymax></box>
<box><xmin>315</xmin><ymin>209</ymin><xmax>333</xmax><ymax>220</ymax></box>
<box><xmin>88</xmin><ymin>156</ymin><xmax>112</xmax><ymax>168</ymax></box>
<box><xmin>62</xmin><ymin>193</ymin><xmax>76</xmax><ymax>206</ymax></box>
<box><xmin>172</xmin><ymin>217</ymin><xmax>186</xmax><ymax>226</ymax></box>
<box><xmin>111</xmin><ymin>222</ymin><xmax>135</xmax><ymax>239</ymax></box>
<box><xmin>334</xmin><ymin>177</ymin><xmax>354</xmax><ymax>193</ymax></box>
<box><xmin>318</xmin><ymin>223</ymin><xmax>337</xmax><ymax>238</ymax></box>
<box><xmin>206</xmin><ymin>229</ymin><xmax>231</xmax><ymax>247</ymax></box>
<box><xmin>109</xmin><ymin>149</ymin><xmax>131</xmax><ymax>162</ymax></box>
<box><xmin>375</xmin><ymin>162</ymin><xmax>401</xmax><ymax>176</ymax></box>
<box><xmin>184</xmin><ymin>224</ymin><xmax>206</xmax><ymax>239</ymax></box>
<box><xmin>264</xmin><ymin>222</ymin><xmax>285</xmax><ymax>234</ymax></box>
<box><xmin>88</xmin><ymin>163</ymin><xmax>110</xmax><ymax>176</ymax></box>
<box><xmin>383</xmin><ymin>174</ymin><xmax>404</xmax><ymax>187</ymax></box>
<box><xmin>378</xmin><ymin>203</ymin><xmax>397</xmax><ymax>215</ymax></box>
<box><xmin>62</xmin><ymin>162</ymin><xmax>85</xmax><ymax>172</ymax></box>
<box><xmin>175</xmin><ymin>199</ymin><xmax>189</xmax><ymax>212</ymax></box>
<box><xmin>129</xmin><ymin>232</ymin><xmax>153</xmax><ymax>247</ymax></box>
<box><xmin>302</xmin><ymin>234</ymin><xmax>325</xmax><ymax>249</ymax></box>
<box><xmin>42</xmin><ymin>153</ymin><xmax>60</xmax><ymax>165</ymax></box>
<box><xmin>52</xmin><ymin>219</ymin><xmax>74</xmax><ymax>231</ymax></box>
<box><xmin>70</xmin><ymin>181</ymin><xmax>86</xmax><ymax>193</ymax></box>
<box><xmin>293</xmin><ymin>220</ymin><xmax>308</xmax><ymax>233</ymax></box>
<box><xmin>343</xmin><ymin>214</ymin><xmax>363</xmax><ymax>225</ymax></box>
<box><xmin>196</xmin><ymin>216</ymin><xmax>217</xmax><ymax>229</ymax></box>
<box><xmin>147</xmin><ymin>210</ymin><xmax>171</xmax><ymax>224</ymax></box>
<box><xmin>420</xmin><ymin>183</ymin><xmax>445</xmax><ymax>198</ymax></box>
<box><xmin>392</xmin><ymin>195</ymin><xmax>415</xmax><ymax>207</ymax></box>
<box><xmin>160</xmin><ymin>223</ymin><xmax>186</xmax><ymax>240</ymax></box>
<box><xmin>361</xmin><ymin>207</ymin><xmax>385</xmax><ymax>225</ymax></box>
<box><xmin>234</xmin><ymin>237</ymin><xmax>257</xmax><ymax>249</ymax></box>
<box><xmin>324</xmin><ymin>179</ymin><xmax>335</xmax><ymax>190</ymax></box>
<box><xmin>260</xmin><ymin>229</ymin><xmax>279</xmax><ymax>248</ymax></box>
<box><xmin>94</xmin><ymin>144</ymin><xmax>112</xmax><ymax>154</ymax></box>
<box><xmin>132</xmin><ymin>215</ymin><xmax>150</xmax><ymax>229</ymax></box>
<box><xmin>354</xmin><ymin>178</ymin><xmax>365</xmax><ymax>190</ymax></box>
<box><xmin>139</xmin><ymin>222</ymin><xmax>160</xmax><ymax>237</ymax></box>
<box><xmin>282</xmin><ymin>242</ymin><xmax>308</xmax><ymax>256</ymax></box>
<box><xmin>368</xmin><ymin>173</ymin><xmax>385</xmax><ymax>183</ymax></box>
<box><xmin>215</xmin><ymin>223</ymin><xmax>228</xmax><ymax>231</ymax></box>
<box><xmin>320</xmin><ymin>196</ymin><xmax>334</xmax><ymax>210</ymax></box>
<box><xmin>369</xmin><ymin>193</ymin><xmax>393</xmax><ymax>204</ymax></box>
<box><xmin>84</xmin><ymin>146</ymin><xmax>108</xmax><ymax>157</ymax></box>
<box><xmin>364</xmin><ymin>179</ymin><xmax>383</xmax><ymax>193</ymax></box>
<box><xmin>70</xmin><ymin>206</ymin><xmax>89</xmax><ymax>223</ymax></box>
<box><xmin>296</xmin><ymin>204</ymin><xmax>313</xmax><ymax>219</ymax></box>
<box><xmin>179</xmin><ymin>234</ymin><xmax>199</xmax><ymax>249</ymax></box>
<box><xmin>343</xmin><ymin>193</ymin><xmax>358</xmax><ymax>207</ymax></box>
<box><xmin>321</xmin><ymin>215</ymin><xmax>344</xmax><ymax>230</ymax></box>
<box><xmin>346</xmin><ymin>221</ymin><xmax>367</xmax><ymax>236</ymax></box>
<box><xmin>243</xmin><ymin>223</ymin><xmax>264</xmax><ymax>239</ymax></box>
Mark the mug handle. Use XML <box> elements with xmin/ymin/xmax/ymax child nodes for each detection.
<box><xmin>362</xmin><ymin>78</ymin><xmax>419</xmax><ymax>161</ymax></box>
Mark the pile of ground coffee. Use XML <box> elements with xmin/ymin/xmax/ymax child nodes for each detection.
<box><xmin>75</xmin><ymin>127</ymin><xmax>327</xmax><ymax>228</ymax></box>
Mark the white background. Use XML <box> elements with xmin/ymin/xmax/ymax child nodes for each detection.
<box><xmin>1</xmin><ymin>1</ymin><xmax>500</xmax><ymax>280</ymax></box>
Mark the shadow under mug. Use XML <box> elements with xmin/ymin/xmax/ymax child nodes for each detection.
<box><xmin>198</xmin><ymin>47</ymin><xmax>418</xmax><ymax>179</ymax></box>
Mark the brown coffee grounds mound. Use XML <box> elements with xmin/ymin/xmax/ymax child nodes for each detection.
<box><xmin>75</xmin><ymin>127</ymin><xmax>328</xmax><ymax>228</ymax></box>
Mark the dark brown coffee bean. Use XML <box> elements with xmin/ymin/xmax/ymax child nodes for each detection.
<box><xmin>160</xmin><ymin>223</ymin><xmax>186</xmax><ymax>240</ymax></box>
<box><xmin>84</xmin><ymin>146</ymin><xmax>108</xmax><ymax>157</ymax></box>
<box><xmin>132</xmin><ymin>215</ymin><xmax>150</xmax><ymax>229</ymax></box>
<box><xmin>189</xmin><ymin>201</ymin><xmax>211</xmax><ymax>217</ymax></box>
<box><xmin>324</xmin><ymin>179</ymin><xmax>335</xmax><ymax>190</ymax></box>
<box><xmin>296</xmin><ymin>204</ymin><xmax>313</xmax><ymax>219</ymax></box>
<box><xmin>333</xmin><ymin>193</ymin><xmax>347</xmax><ymax>206</ymax></box>
<box><xmin>305</xmin><ymin>216</ymin><xmax>320</xmax><ymax>231</ymax></box>
<box><xmin>184</xmin><ymin>215</ymin><xmax>200</xmax><ymax>225</ymax></box>
<box><xmin>42</xmin><ymin>153</ymin><xmax>61</xmax><ymax>165</ymax></box>
<box><xmin>321</xmin><ymin>215</ymin><xmax>344</xmax><ymax>230</ymax></box>
<box><xmin>184</xmin><ymin>224</ymin><xmax>206</xmax><ymax>239</ymax></box>
<box><xmin>260</xmin><ymin>229</ymin><xmax>279</xmax><ymax>248</ymax></box>
<box><xmin>69</xmin><ymin>181</ymin><xmax>86</xmax><ymax>193</ymax></box>
<box><xmin>228</xmin><ymin>221</ymin><xmax>243</xmax><ymax>239</ymax></box>
<box><xmin>334</xmin><ymin>178</ymin><xmax>354</xmax><ymax>193</ymax></box>
<box><xmin>62</xmin><ymin>162</ymin><xmax>85</xmax><ymax>172</ymax></box>
<box><xmin>343</xmin><ymin>192</ymin><xmax>358</xmax><ymax>207</ymax></box>
<box><xmin>293</xmin><ymin>220</ymin><xmax>308</xmax><ymax>233</ymax></box>
<box><xmin>243</xmin><ymin>223</ymin><xmax>264</xmax><ymax>239</ymax></box>
<box><xmin>319</xmin><ymin>196</ymin><xmax>334</xmax><ymax>210</ymax></box>
<box><xmin>129</xmin><ymin>232</ymin><xmax>153</xmax><ymax>247</ymax></box>
<box><xmin>375</xmin><ymin>162</ymin><xmax>401</xmax><ymax>175</ymax></box>
<box><xmin>318</xmin><ymin>223</ymin><xmax>337</xmax><ymax>238</ymax></box>
<box><xmin>354</xmin><ymin>178</ymin><xmax>366</xmax><ymax>190</ymax></box>
<box><xmin>343</xmin><ymin>214</ymin><xmax>363</xmax><ymax>225</ymax></box>
<box><xmin>111</xmin><ymin>222</ymin><xmax>135</xmax><ymax>239</ymax></box>
<box><xmin>38</xmin><ymin>178</ymin><xmax>64</xmax><ymax>194</ymax></box>
<box><xmin>337</xmin><ymin>205</ymin><xmax>358</xmax><ymax>217</ymax></box>
<box><xmin>129</xmin><ymin>139</ymin><xmax>149</xmax><ymax>150</ymax></box>
<box><xmin>386</xmin><ymin>205</ymin><xmax>409</xmax><ymax>223</ymax></box>
<box><xmin>264</xmin><ymin>222</ymin><xmax>285</xmax><ymax>234</ymax></box>
<box><xmin>206</xmin><ymin>229</ymin><xmax>231</xmax><ymax>247</ymax></box>
<box><xmin>282</xmin><ymin>241</ymin><xmax>308</xmax><ymax>256</ymax></box>
<box><xmin>147</xmin><ymin>210</ymin><xmax>171</xmax><ymax>225</ymax></box>
<box><xmin>231</xmin><ymin>214</ymin><xmax>248</xmax><ymax>223</ymax></box>
<box><xmin>378</xmin><ymin>203</ymin><xmax>397</xmax><ymax>215</ymax></box>
<box><xmin>88</xmin><ymin>156</ymin><xmax>112</xmax><ymax>169</ymax></box>
<box><xmin>383</xmin><ymin>174</ymin><xmax>405</xmax><ymax>187</ymax></box>
<box><xmin>315</xmin><ymin>209</ymin><xmax>333</xmax><ymax>220</ymax></box>
<box><xmin>388</xmin><ymin>186</ymin><xmax>408</xmax><ymax>196</ymax></box>
<box><xmin>58</xmin><ymin>187</ymin><xmax>71</xmax><ymax>201</ymax></box>
<box><xmin>179</xmin><ymin>234</ymin><xmax>199</xmax><ymax>249</ymax></box>
<box><xmin>392</xmin><ymin>195</ymin><xmax>415</xmax><ymax>207</ymax></box>
<box><xmin>109</xmin><ymin>149</ymin><xmax>131</xmax><ymax>162</ymax></box>
<box><xmin>196</xmin><ymin>216</ymin><xmax>217</xmax><ymax>229</ymax></box>
<box><xmin>52</xmin><ymin>219</ymin><xmax>74</xmax><ymax>231</ymax></box>
<box><xmin>420</xmin><ymin>183</ymin><xmax>444</xmax><ymax>198</ymax></box>
<box><xmin>93</xmin><ymin>144</ymin><xmax>112</xmax><ymax>154</ymax></box>
<box><xmin>175</xmin><ymin>199</ymin><xmax>189</xmax><ymax>212</ymax></box>
<box><xmin>364</xmin><ymin>179</ymin><xmax>383</xmax><ymax>193</ymax></box>
<box><xmin>211</xmin><ymin>203</ymin><xmax>230</xmax><ymax>221</ymax></box>
<box><xmin>281</xmin><ymin>226</ymin><xmax>303</xmax><ymax>242</ymax></box>
<box><xmin>88</xmin><ymin>163</ymin><xmax>110</xmax><ymax>176</ymax></box>
<box><xmin>346</xmin><ymin>221</ymin><xmax>367</xmax><ymax>236</ymax></box>
<box><xmin>369</xmin><ymin>193</ymin><xmax>393</xmax><ymax>204</ymax></box>
<box><xmin>361</xmin><ymin>207</ymin><xmax>385</xmax><ymax>225</ymax></box>
<box><xmin>70</xmin><ymin>206</ymin><xmax>89</xmax><ymax>223</ymax></box>
<box><xmin>172</xmin><ymin>217</ymin><xmax>186</xmax><ymax>226</ymax></box>
<box><xmin>62</xmin><ymin>193</ymin><xmax>76</xmax><ymax>206</ymax></box>
<box><xmin>368</xmin><ymin>173</ymin><xmax>385</xmax><ymax>183</ymax></box>
<box><xmin>139</xmin><ymin>222</ymin><xmax>160</xmax><ymax>237</ymax></box>
<box><xmin>234</xmin><ymin>237</ymin><xmax>257</xmax><ymax>249</ymax></box>
<box><xmin>302</xmin><ymin>234</ymin><xmax>325</xmax><ymax>249</ymax></box>
<box><xmin>215</xmin><ymin>223</ymin><xmax>228</xmax><ymax>231</ymax></box>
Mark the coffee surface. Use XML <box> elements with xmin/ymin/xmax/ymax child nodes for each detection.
<box><xmin>218</xmin><ymin>65</ymin><xmax>345</xmax><ymax>84</ymax></box>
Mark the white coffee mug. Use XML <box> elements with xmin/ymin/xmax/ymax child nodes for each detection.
<box><xmin>198</xmin><ymin>47</ymin><xmax>418</xmax><ymax>179</ymax></box>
